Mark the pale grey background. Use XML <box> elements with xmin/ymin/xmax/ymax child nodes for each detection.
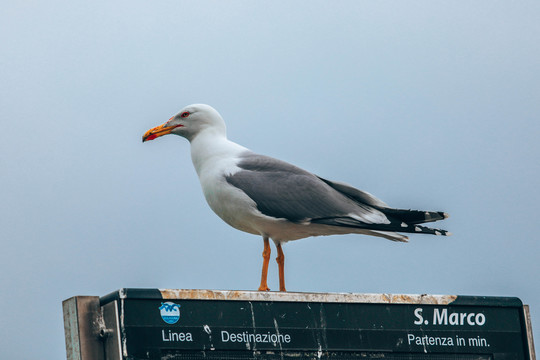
<box><xmin>1</xmin><ymin>1</ymin><xmax>539</xmax><ymax>358</ymax></box>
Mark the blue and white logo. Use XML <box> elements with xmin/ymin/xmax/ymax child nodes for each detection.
<box><xmin>159</xmin><ymin>302</ymin><xmax>181</xmax><ymax>324</ymax></box>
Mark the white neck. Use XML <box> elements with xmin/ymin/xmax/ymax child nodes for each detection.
<box><xmin>190</xmin><ymin>129</ymin><xmax>249</xmax><ymax>177</ymax></box>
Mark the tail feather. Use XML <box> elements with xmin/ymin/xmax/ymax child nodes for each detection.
<box><xmin>369</xmin><ymin>230</ymin><xmax>410</xmax><ymax>242</ymax></box>
<box><xmin>311</xmin><ymin>216</ymin><xmax>451</xmax><ymax>236</ymax></box>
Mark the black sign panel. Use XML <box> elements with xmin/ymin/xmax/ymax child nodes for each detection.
<box><xmin>100</xmin><ymin>289</ymin><xmax>530</xmax><ymax>360</ymax></box>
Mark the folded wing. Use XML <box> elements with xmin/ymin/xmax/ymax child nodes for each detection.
<box><xmin>226</xmin><ymin>152</ymin><xmax>449</xmax><ymax>240</ymax></box>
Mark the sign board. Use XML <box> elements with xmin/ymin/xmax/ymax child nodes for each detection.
<box><xmin>63</xmin><ymin>289</ymin><xmax>536</xmax><ymax>360</ymax></box>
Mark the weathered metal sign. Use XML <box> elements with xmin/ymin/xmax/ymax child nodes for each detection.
<box><xmin>64</xmin><ymin>289</ymin><xmax>535</xmax><ymax>360</ymax></box>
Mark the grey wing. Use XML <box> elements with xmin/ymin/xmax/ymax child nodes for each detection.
<box><xmin>317</xmin><ymin>177</ymin><xmax>388</xmax><ymax>208</ymax></box>
<box><xmin>226</xmin><ymin>153</ymin><xmax>389</xmax><ymax>224</ymax></box>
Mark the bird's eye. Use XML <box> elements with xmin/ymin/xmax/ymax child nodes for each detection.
<box><xmin>180</xmin><ymin>111</ymin><xmax>190</xmax><ymax>118</ymax></box>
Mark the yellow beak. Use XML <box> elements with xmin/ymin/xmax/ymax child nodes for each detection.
<box><xmin>142</xmin><ymin>122</ymin><xmax>183</xmax><ymax>142</ymax></box>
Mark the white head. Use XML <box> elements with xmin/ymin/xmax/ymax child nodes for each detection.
<box><xmin>142</xmin><ymin>104</ymin><xmax>226</xmax><ymax>143</ymax></box>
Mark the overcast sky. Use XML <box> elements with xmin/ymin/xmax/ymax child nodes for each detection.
<box><xmin>1</xmin><ymin>1</ymin><xmax>539</xmax><ymax>358</ymax></box>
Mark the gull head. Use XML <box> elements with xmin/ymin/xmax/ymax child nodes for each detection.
<box><xmin>142</xmin><ymin>104</ymin><xmax>226</xmax><ymax>143</ymax></box>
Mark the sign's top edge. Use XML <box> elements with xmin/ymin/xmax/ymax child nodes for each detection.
<box><xmin>158</xmin><ymin>289</ymin><xmax>459</xmax><ymax>305</ymax></box>
<box><xmin>99</xmin><ymin>289</ymin><xmax>524</xmax><ymax>307</ymax></box>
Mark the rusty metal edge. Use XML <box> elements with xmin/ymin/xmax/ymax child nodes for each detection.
<box><xmin>157</xmin><ymin>289</ymin><xmax>458</xmax><ymax>305</ymax></box>
<box><xmin>63</xmin><ymin>297</ymin><xmax>81</xmax><ymax>360</ymax></box>
<box><xmin>524</xmin><ymin>305</ymin><xmax>537</xmax><ymax>360</ymax></box>
<box><xmin>62</xmin><ymin>296</ymin><xmax>104</xmax><ymax>360</ymax></box>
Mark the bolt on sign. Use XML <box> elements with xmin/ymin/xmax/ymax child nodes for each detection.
<box><xmin>63</xmin><ymin>289</ymin><xmax>536</xmax><ymax>360</ymax></box>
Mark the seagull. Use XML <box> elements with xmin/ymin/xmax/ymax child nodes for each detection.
<box><xmin>143</xmin><ymin>104</ymin><xmax>449</xmax><ymax>292</ymax></box>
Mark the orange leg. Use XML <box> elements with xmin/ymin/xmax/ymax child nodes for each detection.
<box><xmin>258</xmin><ymin>236</ymin><xmax>271</xmax><ymax>291</ymax></box>
<box><xmin>276</xmin><ymin>242</ymin><xmax>286</xmax><ymax>292</ymax></box>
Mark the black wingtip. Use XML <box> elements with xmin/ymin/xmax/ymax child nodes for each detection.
<box><xmin>411</xmin><ymin>224</ymin><xmax>451</xmax><ymax>236</ymax></box>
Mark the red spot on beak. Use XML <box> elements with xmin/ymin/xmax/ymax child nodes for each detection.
<box><xmin>146</xmin><ymin>134</ymin><xmax>157</xmax><ymax>141</ymax></box>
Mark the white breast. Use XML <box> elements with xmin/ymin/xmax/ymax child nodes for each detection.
<box><xmin>189</xmin><ymin>131</ymin><xmax>264</xmax><ymax>235</ymax></box>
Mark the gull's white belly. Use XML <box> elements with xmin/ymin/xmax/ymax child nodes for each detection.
<box><xmin>202</xmin><ymin>177</ymin><xmax>263</xmax><ymax>235</ymax></box>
